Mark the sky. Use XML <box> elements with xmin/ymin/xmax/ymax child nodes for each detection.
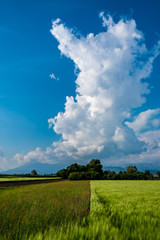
<box><xmin>0</xmin><ymin>0</ymin><xmax>160</xmax><ymax>170</ymax></box>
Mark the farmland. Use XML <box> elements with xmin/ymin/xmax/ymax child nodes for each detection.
<box><xmin>90</xmin><ymin>181</ymin><xmax>160</xmax><ymax>240</ymax></box>
<box><xmin>0</xmin><ymin>176</ymin><xmax>61</xmax><ymax>182</ymax></box>
<box><xmin>0</xmin><ymin>180</ymin><xmax>90</xmax><ymax>240</ymax></box>
<box><xmin>0</xmin><ymin>180</ymin><xmax>160</xmax><ymax>240</ymax></box>
<box><xmin>31</xmin><ymin>180</ymin><xmax>160</xmax><ymax>240</ymax></box>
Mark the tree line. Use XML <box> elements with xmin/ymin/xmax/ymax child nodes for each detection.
<box><xmin>56</xmin><ymin>159</ymin><xmax>159</xmax><ymax>180</ymax></box>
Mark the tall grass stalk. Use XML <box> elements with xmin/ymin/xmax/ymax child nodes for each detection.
<box><xmin>0</xmin><ymin>180</ymin><xmax>90</xmax><ymax>240</ymax></box>
<box><xmin>29</xmin><ymin>180</ymin><xmax>160</xmax><ymax>240</ymax></box>
<box><xmin>1</xmin><ymin>180</ymin><xmax>160</xmax><ymax>240</ymax></box>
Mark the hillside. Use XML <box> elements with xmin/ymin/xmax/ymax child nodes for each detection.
<box><xmin>0</xmin><ymin>162</ymin><xmax>67</xmax><ymax>175</ymax></box>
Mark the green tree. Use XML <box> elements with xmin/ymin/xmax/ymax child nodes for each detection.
<box><xmin>88</xmin><ymin>171</ymin><xmax>101</xmax><ymax>180</ymax></box>
<box><xmin>79</xmin><ymin>165</ymin><xmax>87</xmax><ymax>172</ymax></box>
<box><xmin>56</xmin><ymin>169</ymin><xmax>68</xmax><ymax>178</ymax></box>
<box><xmin>156</xmin><ymin>171</ymin><xmax>160</xmax><ymax>177</ymax></box>
<box><xmin>126</xmin><ymin>166</ymin><xmax>137</xmax><ymax>174</ymax></box>
<box><xmin>31</xmin><ymin>169</ymin><xmax>37</xmax><ymax>176</ymax></box>
<box><xmin>144</xmin><ymin>170</ymin><xmax>150</xmax><ymax>175</ymax></box>
<box><xmin>86</xmin><ymin>159</ymin><xmax>103</xmax><ymax>175</ymax></box>
<box><xmin>67</xmin><ymin>163</ymin><xmax>80</xmax><ymax>175</ymax></box>
<box><xmin>68</xmin><ymin>172</ymin><xmax>88</xmax><ymax>180</ymax></box>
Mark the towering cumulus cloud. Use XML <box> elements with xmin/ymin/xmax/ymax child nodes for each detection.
<box><xmin>48</xmin><ymin>13</ymin><xmax>160</xmax><ymax>160</ymax></box>
<box><xmin>14</xmin><ymin>13</ymin><xmax>160</xmax><ymax>165</ymax></box>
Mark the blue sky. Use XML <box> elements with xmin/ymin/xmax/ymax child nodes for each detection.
<box><xmin>0</xmin><ymin>0</ymin><xmax>160</xmax><ymax>170</ymax></box>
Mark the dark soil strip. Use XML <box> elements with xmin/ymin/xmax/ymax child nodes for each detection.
<box><xmin>0</xmin><ymin>179</ymin><xmax>65</xmax><ymax>187</ymax></box>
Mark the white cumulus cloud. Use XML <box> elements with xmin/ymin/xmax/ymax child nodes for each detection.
<box><xmin>116</xmin><ymin>130</ymin><xmax>160</xmax><ymax>165</ymax></box>
<box><xmin>14</xmin><ymin>13</ymin><xmax>160</xmax><ymax>165</ymax></box>
<box><xmin>13</xmin><ymin>147</ymin><xmax>58</xmax><ymax>165</ymax></box>
<box><xmin>125</xmin><ymin>109</ymin><xmax>160</xmax><ymax>134</ymax></box>
<box><xmin>48</xmin><ymin>13</ymin><xmax>160</xmax><ymax>160</ymax></box>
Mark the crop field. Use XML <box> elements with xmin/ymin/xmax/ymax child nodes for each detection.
<box><xmin>89</xmin><ymin>180</ymin><xmax>160</xmax><ymax>240</ymax></box>
<box><xmin>0</xmin><ymin>180</ymin><xmax>160</xmax><ymax>240</ymax></box>
<box><xmin>31</xmin><ymin>180</ymin><xmax>160</xmax><ymax>240</ymax></box>
<box><xmin>0</xmin><ymin>180</ymin><xmax>90</xmax><ymax>240</ymax></box>
<box><xmin>0</xmin><ymin>176</ymin><xmax>61</xmax><ymax>182</ymax></box>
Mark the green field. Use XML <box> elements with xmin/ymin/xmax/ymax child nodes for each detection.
<box><xmin>0</xmin><ymin>180</ymin><xmax>160</xmax><ymax>240</ymax></box>
<box><xmin>0</xmin><ymin>176</ymin><xmax>61</xmax><ymax>182</ymax></box>
<box><xmin>0</xmin><ymin>181</ymin><xmax>90</xmax><ymax>240</ymax></box>
<box><xmin>90</xmin><ymin>180</ymin><xmax>160</xmax><ymax>240</ymax></box>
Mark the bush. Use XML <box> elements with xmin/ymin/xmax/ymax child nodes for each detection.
<box><xmin>87</xmin><ymin>171</ymin><xmax>101</xmax><ymax>180</ymax></box>
<box><xmin>68</xmin><ymin>172</ymin><xmax>88</xmax><ymax>180</ymax></box>
<box><xmin>56</xmin><ymin>169</ymin><xmax>68</xmax><ymax>178</ymax></box>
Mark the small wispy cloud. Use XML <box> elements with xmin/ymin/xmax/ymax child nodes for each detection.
<box><xmin>50</xmin><ymin>73</ymin><xmax>59</xmax><ymax>80</ymax></box>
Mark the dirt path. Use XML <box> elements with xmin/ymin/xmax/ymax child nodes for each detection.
<box><xmin>0</xmin><ymin>179</ymin><xmax>65</xmax><ymax>187</ymax></box>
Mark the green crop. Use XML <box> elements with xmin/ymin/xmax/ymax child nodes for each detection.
<box><xmin>89</xmin><ymin>180</ymin><xmax>160</xmax><ymax>240</ymax></box>
<box><xmin>30</xmin><ymin>180</ymin><xmax>160</xmax><ymax>240</ymax></box>
<box><xmin>0</xmin><ymin>180</ymin><xmax>90</xmax><ymax>240</ymax></box>
<box><xmin>1</xmin><ymin>180</ymin><xmax>160</xmax><ymax>240</ymax></box>
<box><xmin>0</xmin><ymin>176</ymin><xmax>61</xmax><ymax>182</ymax></box>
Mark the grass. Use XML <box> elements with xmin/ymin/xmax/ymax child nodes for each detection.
<box><xmin>1</xmin><ymin>180</ymin><xmax>160</xmax><ymax>240</ymax></box>
<box><xmin>0</xmin><ymin>180</ymin><xmax>90</xmax><ymax>240</ymax></box>
<box><xmin>30</xmin><ymin>180</ymin><xmax>160</xmax><ymax>240</ymax></box>
<box><xmin>0</xmin><ymin>176</ymin><xmax>61</xmax><ymax>182</ymax></box>
<box><xmin>91</xmin><ymin>181</ymin><xmax>160</xmax><ymax>240</ymax></box>
<box><xmin>89</xmin><ymin>180</ymin><xmax>160</xmax><ymax>240</ymax></box>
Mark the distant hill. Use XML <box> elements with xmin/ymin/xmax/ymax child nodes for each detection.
<box><xmin>0</xmin><ymin>162</ymin><xmax>67</xmax><ymax>175</ymax></box>
<box><xmin>133</xmin><ymin>162</ymin><xmax>160</xmax><ymax>173</ymax></box>
<box><xmin>1</xmin><ymin>161</ymin><xmax>160</xmax><ymax>175</ymax></box>
<box><xmin>103</xmin><ymin>166</ymin><xmax>125</xmax><ymax>173</ymax></box>
<box><xmin>1</xmin><ymin>164</ymin><xmax>125</xmax><ymax>175</ymax></box>
<box><xmin>103</xmin><ymin>163</ymin><xmax>160</xmax><ymax>173</ymax></box>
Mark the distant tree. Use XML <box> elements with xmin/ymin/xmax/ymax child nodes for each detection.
<box><xmin>102</xmin><ymin>174</ymin><xmax>108</xmax><ymax>180</ymax></box>
<box><xmin>107</xmin><ymin>174</ymin><xmax>114</xmax><ymax>180</ymax></box>
<box><xmin>67</xmin><ymin>163</ymin><xmax>80</xmax><ymax>174</ymax></box>
<box><xmin>57</xmin><ymin>164</ymin><xmax>86</xmax><ymax>179</ymax></box>
<box><xmin>126</xmin><ymin>166</ymin><xmax>137</xmax><ymax>174</ymax></box>
<box><xmin>156</xmin><ymin>171</ymin><xmax>160</xmax><ymax>177</ymax></box>
<box><xmin>103</xmin><ymin>170</ymin><xmax>112</xmax><ymax>175</ymax></box>
<box><xmin>88</xmin><ymin>171</ymin><xmax>101</xmax><ymax>180</ymax></box>
<box><xmin>56</xmin><ymin>161</ymin><xmax>155</xmax><ymax>181</ymax></box>
<box><xmin>56</xmin><ymin>169</ymin><xmax>68</xmax><ymax>178</ymax></box>
<box><xmin>80</xmin><ymin>172</ymin><xmax>88</xmax><ymax>179</ymax></box>
<box><xmin>31</xmin><ymin>169</ymin><xmax>37</xmax><ymax>176</ymax></box>
<box><xmin>86</xmin><ymin>159</ymin><xmax>103</xmax><ymax>175</ymax></box>
<box><xmin>103</xmin><ymin>170</ymin><xmax>111</xmax><ymax>180</ymax></box>
<box><xmin>114</xmin><ymin>174</ymin><xmax>121</xmax><ymax>180</ymax></box>
<box><xmin>68</xmin><ymin>172</ymin><xmax>81</xmax><ymax>180</ymax></box>
<box><xmin>136</xmin><ymin>172</ymin><xmax>144</xmax><ymax>180</ymax></box>
<box><xmin>79</xmin><ymin>165</ymin><xmax>87</xmax><ymax>172</ymax></box>
<box><xmin>68</xmin><ymin>172</ymin><xmax>88</xmax><ymax>180</ymax></box>
<box><xmin>144</xmin><ymin>170</ymin><xmax>150</xmax><ymax>175</ymax></box>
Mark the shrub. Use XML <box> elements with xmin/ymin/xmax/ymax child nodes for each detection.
<box><xmin>68</xmin><ymin>172</ymin><xmax>88</xmax><ymax>180</ymax></box>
